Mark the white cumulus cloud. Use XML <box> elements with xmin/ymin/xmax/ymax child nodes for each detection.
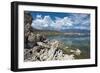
<box><xmin>32</xmin><ymin>15</ymin><xmax>73</xmax><ymax>30</ymax></box>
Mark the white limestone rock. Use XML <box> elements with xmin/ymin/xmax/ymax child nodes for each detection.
<box><xmin>75</xmin><ymin>49</ymin><xmax>81</xmax><ymax>56</ymax></box>
<box><xmin>63</xmin><ymin>54</ymin><xmax>74</xmax><ymax>60</ymax></box>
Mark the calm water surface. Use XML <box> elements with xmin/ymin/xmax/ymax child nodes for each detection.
<box><xmin>48</xmin><ymin>35</ymin><xmax>90</xmax><ymax>59</ymax></box>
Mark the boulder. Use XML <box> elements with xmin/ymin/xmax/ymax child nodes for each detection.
<box><xmin>63</xmin><ymin>54</ymin><xmax>74</xmax><ymax>60</ymax></box>
<box><xmin>36</xmin><ymin>34</ymin><xmax>46</xmax><ymax>42</ymax></box>
<box><xmin>37</xmin><ymin>42</ymin><xmax>49</xmax><ymax>48</ymax></box>
<box><xmin>28</xmin><ymin>33</ymin><xmax>36</xmax><ymax>42</ymax></box>
<box><xmin>74</xmin><ymin>49</ymin><xmax>81</xmax><ymax>56</ymax></box>
<box><xmin>46</xmin><ymin>40</ymin><xmax>60</xmax><ymax>60</ymax></box>
<box><xmin>70</xmin><ymin>49</ymin><xmax>81</xmax><ymax>56</ymax></box>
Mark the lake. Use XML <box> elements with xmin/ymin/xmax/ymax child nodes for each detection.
<box><xmin>48</xmin><ymin>35</ymin><xmax>90</xmax><ymax>59</ymax></box>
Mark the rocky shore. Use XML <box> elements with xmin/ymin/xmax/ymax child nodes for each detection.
<box><xmin>24</xmin><ymin>12</ymin><xmax>81</xmax><ymax>62</ymax></box>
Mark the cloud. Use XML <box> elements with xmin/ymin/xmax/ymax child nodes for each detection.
<box><xmin>32</xmin><ymin>14</ymin><xmax>90</xmax><ymax>30</ymax></box>
<box><xmin>69</xmin><ymin>13</ymin><xmax>90</xmax><ymax>30</ymax></box>
<box><xmin>32</xmin><ymin>15</ymin><xmax>73</xmax><ymax>30</ymax></box>
<box><xmin>36</xmin><ymin>15</ymin><xmax>42</xmax><ymax>19</ymax></box>
<box><xmin>70</xmin><ymin>13</ymin><xmax>90</xmax><ymax>25</ymax></box>
<box><xmin>32</xmin><ymin>15</ymin><xmax>52</xmax><ymax>29</ymax></box>
<box><xmin>54</xmin><ymin>17</ymin><xmax>73</xmax><ymax>30</ymax></box>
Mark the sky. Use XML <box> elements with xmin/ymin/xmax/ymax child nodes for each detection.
<box><xmin>27</xmin><ymin>11</ymin><xmax>90</xmax><ymax>31</ymax></box>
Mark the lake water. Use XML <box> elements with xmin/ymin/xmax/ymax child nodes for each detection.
<box><xmin>48</xmin><ymin>35</ymin><xmax>90</xmax><ymax>59</ymax></box>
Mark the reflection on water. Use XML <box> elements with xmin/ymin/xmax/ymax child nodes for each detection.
<box><xmin>48</xmin><ymin>35</ymin><xmax>90</xmax><ymax>59</ymax></box>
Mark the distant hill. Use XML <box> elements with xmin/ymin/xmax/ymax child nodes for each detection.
<box><xmin>31</xmin><ymin>27</ymin><xmax>60</xmax><ymax>32</ymax></box>
<box><xmin>32</xmin><ymin>27</ymin><xmax>90</xmax><ymax>33</ymax></box>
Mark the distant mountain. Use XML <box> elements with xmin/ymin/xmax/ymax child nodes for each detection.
<box><xmin>60</xmin><ymin>29</ymin><xmax>90</xmax><ymax>33</ymax></box>
<box><xmin>31</xmin><ymin>27</ymin><xmax>59</xmax><ymax>32</ymax></box>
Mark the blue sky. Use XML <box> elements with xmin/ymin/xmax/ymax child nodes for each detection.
<box><xmin>28</xmin><ymin>11</ymin><xmax>90</xmax><ymax>31</ymax></box>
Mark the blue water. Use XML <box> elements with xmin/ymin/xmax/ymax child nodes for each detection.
<box><xmin>48</xmin><ymin>35</ymin><xmax>90</xmax><ymax>59</ymax></box>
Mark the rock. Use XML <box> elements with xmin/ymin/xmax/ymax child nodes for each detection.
<box><xmin>35</xmin><ymin>34</ymin><xmax>41</xmax><ymax>42</ymax></box>
<box><xmin>24</xmin><ymin>23</ymin><xmax>31</xmax><ymax>33</ymax></box>
<box><xmin>37</xmin><ymin>42</ymin><xmax>49</xmax><ymax>48</ymax></box>
<box><xmin>70</xmin><ymin>49</ymin><xmax>75</xmax><ymax>53</ymax></box>
<box><xmin>65</xmin><ymin>46</ymin><xmax>69</xmax><ymax>49</ymax></box>
<box><xmin>40</xmin><ymin>34</ymin><xmax>46</xmax><ymax>42</ymax></box>
<box><xmin>24</xmin><ymin>12</ymin><xmax>33</xmax><ymax>49</ymax></box>
<box><xmin>54</xmin><ymin>49</ymin><xmax>64</xmax><ymax>60</ymax></box>
<box><xmin>32</xmin><ymin>46</ymin><xmax>41</xmax><ymax>53</ymax></box>
<box><xmin>50</xmin><ymin>40</ymin><xmax>60</xmax><ymax>49</ymax></box>
<box><xmin>40</xmin><ymin>49</ymin><xmax>48</xmax><ymax>61</ymax></box>
<box><xmin>24</xmin><ymin>38</ymin><xmax>82</xmax><ymax>61</ymax></box>
<box><xmin>74</xmin><ymin>49</ymin><xmax>81</xmax><ymax>56</ymax></box>
<box><xmin>36</xmin><ymin>34</ymin><xmax>46</xmax><ymax>42</ymax></box>
<box><xmin>27</xmin><ymin>33</ymin><xmax>36</xmax><ymax>48</ymax></box>
<box><xmin>26</xmin><ymin>42</ymin><xmax>34</xmax><ymax>48</ymax></box>
<box><xmin>46</xmin><ymin>40</ymin><xmax>60</xmax><ymax>60</ymax></box>
<box><xmin>70</xmin><ymin>49</ymin><xmax>81</xmax><ymax>56</ymax></box>
<box><xmin>28</xmin><ymin>33</ymin><xmax>36</xmax><ymax>42</ymax></box>
<box><xmin>24</xmin><ymin>49</ymin><xmax>33</xmax><ymax>61</ymax></box>
<box><xmin>63</xmin><ymin>54</ymin><xmax>74</xmax><ymax>60</ymax></box>
<box><xmin>24</xmin><ymin>12</ymin><xmax>33</xmax><ymax>25</ymax></box>
<box><xmin>43</xmin><ymin>39</ymin><xmax>49</xmax><ymax>43</ymax></box>
<box><xmin>26</xmin><ymin>33</ymin><xmax>47</xmax><ymax>49</ymax></box>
